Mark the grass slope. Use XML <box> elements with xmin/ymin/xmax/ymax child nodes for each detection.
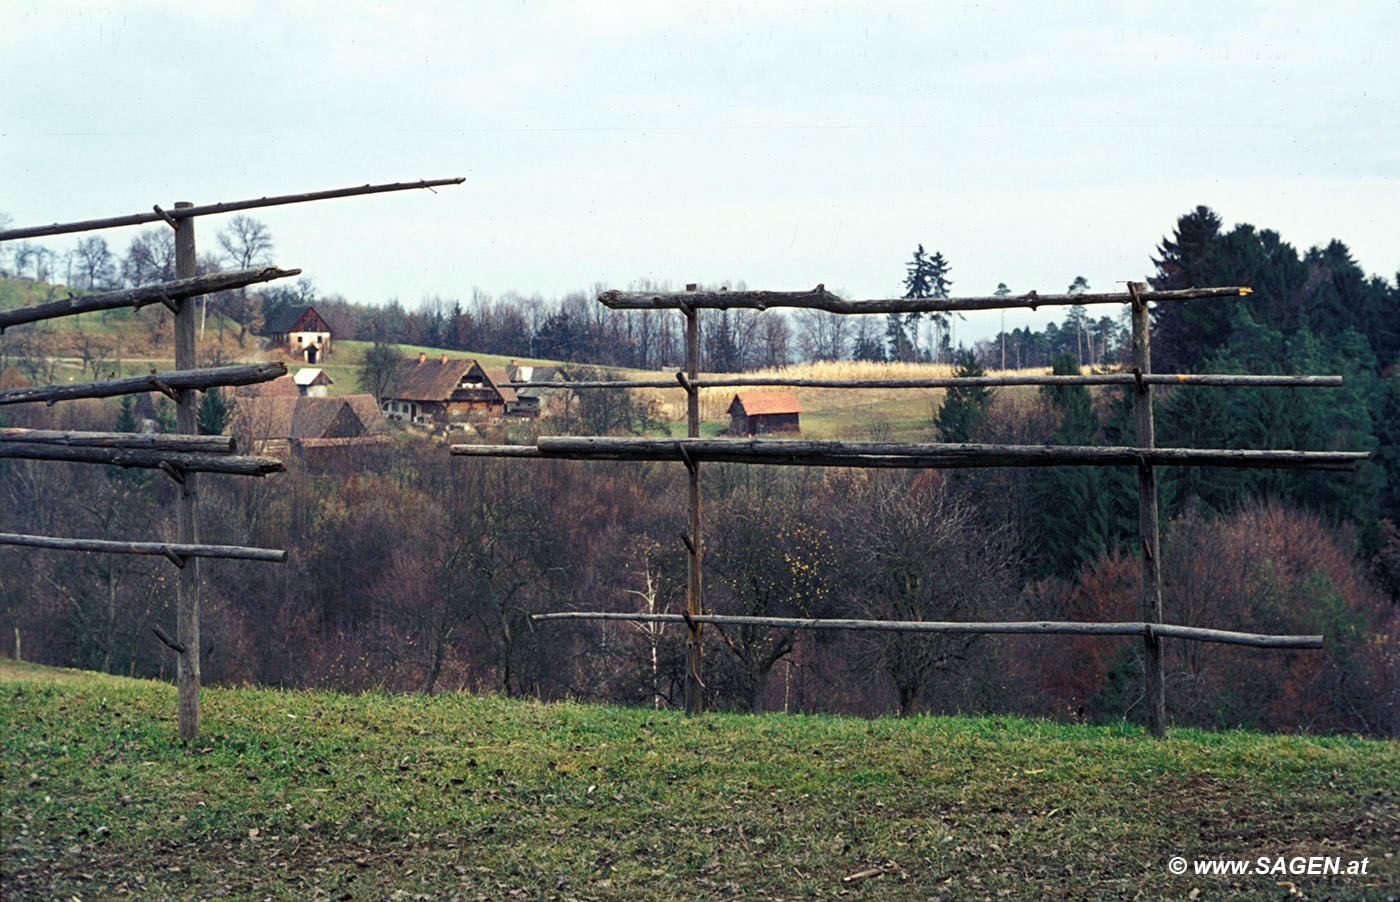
<box><xmin>2</xmin><ymin>660</ymin><xmax>1396</xmax><ymax>900</ymax></box>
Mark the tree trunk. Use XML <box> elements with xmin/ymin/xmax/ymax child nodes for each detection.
<box><xmin>897</xmin><ymin>681</ymin><xmax>918</xmax><ymax>718</ymax></box>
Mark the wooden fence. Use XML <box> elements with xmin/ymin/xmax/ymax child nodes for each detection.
<box><xmin>457</xmin><ymin>281</ymin><xmax>1367</xmax><ymax>736</ymax></box>
<box><xmin>0</xmin><ymin>178</ymin><xmax>461</xmax><ymax>738</ymax></box>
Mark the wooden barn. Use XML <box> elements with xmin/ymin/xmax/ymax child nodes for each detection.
<box><xmin>379</xmin><ymin>354</ymin><xmax>516</xmax><ymax>425</ymax></box>
<box><xmin>728</xmin><ymin>390</ymin><xmax>801</xmax><ymax>436</ymax></box>
<box><xmin>231</xmin><ymin>393</ymin><xmax>388</xmax><ymax>457</ymax></box>
<box><xmin>264</xmin><ymin>305</ymin><xmax>333</xmax><ymax>363</ymax></box>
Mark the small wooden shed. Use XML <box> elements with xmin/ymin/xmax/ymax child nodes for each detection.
<box><xmin>728</xmin><ymin>390</ymin><xmax>801</xmax><ymax>436</ymax></box>
<box><xmin>293</xmin><ymin>367</ymin><xmax>334</xmax><ymax>397</ymax></box>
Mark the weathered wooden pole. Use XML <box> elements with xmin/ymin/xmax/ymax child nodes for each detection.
<box><xmin>1130</xmin><ymin>281</ymin><xmax>1166</xmax><ymax>737</ymax></box>
<box><xmin>682</xmin><ymin>286</ymin><xmax>704</xmax><ymax>715</ymax></box>
<box><xmin>173</xmin><ymin>201</ymin><xmax>201</xmax><ymax>741</ymax></box>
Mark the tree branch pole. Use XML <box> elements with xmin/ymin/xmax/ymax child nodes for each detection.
<box><xmin>0</xmin><ymin>362</ymin><xmax>286</xmax><ymax>408</ymax></box>
<box><xmin>530</xmin><ymin>612</ymin><xmax>1323</xmax><ymax>650</ymax></box>
<box><xmin>452</xmin><ymin>438</ymin><xmax>1366</xmax><ymax>472</ymax></box>
<box><xmin>0</xmin><ymin>268</ymin><xmax>300</xmax><ymax>331</ymax></box>
<box><xmin>0</xmin><ymin>442</ymin><xmax>283</xmax><ymax>475</ymax></box>
<box><xmin>507</xmin><ymin>373</ymin><xmax>1344</xmax><ymax>390</ymax></box>
<box><xmin>598</xmin><ymin>285</ymin><xmax>1250</xmax><ymax>314</ymax></box>
<box><xmin>0</xmin><ymin>178</ymin><xmax>466</xmax><ymax>241</ymax></box>
<box><xmin>683</xmin><ymin>295</ymin><xmax>704</xmax><ymax>715</ymax></box>
<box><xmin>1130</xmin><ymin>281</ymin><xmax>1166</xmax><ymax>738</ymax></box>
<box><xmin>174</xmin><ymin>202</ymin><xmax>201</xmax><ymax>742</ymax></box>
<box><xmin>0</xmin><ymin>428</ymin><xmax>234</xmax><ymax>453</ymax></box>
<box><xmin>0</xmin><ymin>533</ymin><xmax>287</xmax><ymax>565</ymax></box>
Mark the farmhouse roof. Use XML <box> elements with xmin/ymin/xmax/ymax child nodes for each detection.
<box><xmin>265</xmin><ymin>305</ymin><xmax>330</xmax><ymax>335</ymax></box>
<box><xmin>480</xmin><ymin>367</ymin><xmax>518</xmax><ymax>405</ymax></box>
<box><xmin>385</xmin><ymin>355</ymin><xmax>477</xmax><ymax>402</ymax></box>
<box><xmin>730</xmin><ymin>390</ymin><xmax>802</xmax><ymax>416</ymax></box>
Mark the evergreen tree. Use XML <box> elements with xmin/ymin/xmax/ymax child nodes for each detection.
<box><xmin>153</xmin><ymin>398</ymin><xmax>176</xmax><ymax>434</ymax></box>
<box><xmin>927</xmin><ymin>251</ymin><xmax>954</xmax><ymax>361</ymax></box>
<box><xmin>885</xmin><ymin>314</ymin><xmax>914</xmax><ymax>362</ymax></box>
<box><xmin>1024</xmin><ymin>353</ymin><xmax>1112</xmax><ymax>577</ymax></box>
<box><xmin>933</xmin><ymin>349</ymin><xmax>993</xmax><ymax>443</ymax></box>
<box><xmin>898</xmin><ymin>245</ymin><xmax>954</xmax><ymax>361</ymax></box>
<box><xmin>902</xmin><ymin>244</ymin><xmax>933</xmax><ymax>300</ymax></box>
<box><xmin>115</xmin><ymin>395</ymin><xmax>139</xmax><ymax>433</ymax></box>
<box><xmin>852</xmin><ymin>328</ymin><xmax>886</xmax><ymax>362</ymax></box>
<box><xmin>994</xmin><ymin>283</ymin><xmax>1011</xmax><ymax>369</ymax></box>
<box><xmin>197</xmin><ymin>387</ymin><xmax>231</xmax><ymax>436</ymax></box>
<box><xmin>898</xmin><ymin>244</ymin><xmax>931</xmax><ymax>362</ymax></box>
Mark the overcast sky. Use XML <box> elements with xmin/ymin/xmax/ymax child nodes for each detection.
<box><xmin>3</xmin><ymin>1</ymin><xmax>1396</xmax><ymax>343</ymax></box>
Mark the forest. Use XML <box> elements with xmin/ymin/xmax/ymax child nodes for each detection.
<box><xmin>0</xmin><ymin>204</ymin><xmax>1396</xmax><ymax>736</ymax></box>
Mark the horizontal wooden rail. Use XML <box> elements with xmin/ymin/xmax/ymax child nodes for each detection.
<box><xmin>0</xmin><ymin>427</ymin><xmax>234</xmax><ymax>453</ymax></box>
<box><xmin>0</xmin><ymin>532</ymin><xmax>287</xmax><ymax>565</ymax></box>
<box><xmin>0</xmin><ymin>178</ymin><xmax>466</xmax><ymax>241</ymax></box>
<box><xmin>598</xmin><ymin>285</ymin><xmax>1250</xmax><ymax>315</ymax></box>
<box><xmin>508</xmin><ymin>373</ymin><xmax>1344</xmax><ymax>390</ymax></box>
<box><xmin>531</xmin><ymin>611</ymin><xmax>1323</xmax><ymax>650</ymax></box>
<box><xmin>452</xmin><ymin>437</ymin><xmax>1367</xmax><ymax>472</ymax></box>
<box><xmin>0</xmin><ymin>362</ymin><xmax>286</xmax><ymax>407</ymax></box>
<box><xmin>0</xmin><ymin>267</ymin><xmax>300</xmax><ymax>331</ymax></box>
<box><xmin>0</xmin><ymin>442</ymin><xmax>284</xmax><ymax>475</ymax></box>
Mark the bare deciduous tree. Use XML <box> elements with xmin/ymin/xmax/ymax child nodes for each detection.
<box><xmin>794</xmin><ymin>308</ymin><xmax>851</xmax><ymax>361</ymax></box>
<box><xmin>121</xmin><ymin>229</ymin><xmax>176</xmax><ymax>286</ymax></box>
<box><xmin>69</xmin><ymin>236</ymin><xmax>118</xmax><ymax>290</ymax></box>
<box><xmin>846</xmin><ymin>473</ymin><xmax>1020</xmax><ymax>716</ymax></box>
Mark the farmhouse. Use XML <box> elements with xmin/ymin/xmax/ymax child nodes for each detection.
<box><xmin>264</xmin><ymin>305</ymin><xmax>333</xmax><ymax>363</ymax></box>
<box><xmin>380</xmin><ymin>354</ymin><xmax>517</xmax><ymax>425</ymax></box>
<box><xmin>728</xmin><ymin>390</ymin><xmax>802</xmax><ymax>436</ymax></box>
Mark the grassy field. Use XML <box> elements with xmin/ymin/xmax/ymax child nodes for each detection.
<box><xmin>2</xmin><ymin>659</ymin><xmax>1395</xmax><ymax>900</ymax></box>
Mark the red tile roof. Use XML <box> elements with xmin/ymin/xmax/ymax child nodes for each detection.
<box><xmin>730</xmin><ymin>390</ymin><xmax>801</xmax><ymax>416</ymax></box>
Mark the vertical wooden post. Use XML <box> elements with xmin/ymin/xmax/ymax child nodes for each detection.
<box><xmin>173</xmin><ymin>202</ymin><xmax>201</xmax><ymax>741</ymax></box>
<box><xmin>682</xmin><ymin>285</ymin><xmax>704</xmax><ymax>715</ymax></box>
<box><xmin>1129</xmin><ymin>281</ymin><xmax>1166</xmax><ymax>737</ymax></box>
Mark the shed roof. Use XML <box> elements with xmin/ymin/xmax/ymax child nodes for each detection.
<box><xmin>730</xmin><ymin>390</ymin><xmax>802</xmax><ymax>416</ymax></box>
<box><xmin>341</xmin><ymin>393</ymin><xmax>389</xmax><ymax>434</ymax></box>
<box><xmin>293</xmin><ymin>367</ymin><xmax>333</xmax><ymax>386</ymax></box>
<box><xmin>235</xmin><ymin>373</ymin><xmax>299</xmax><ymax>398</ymax></box>
<box><xmin>235</xmin><ymin>396</ymin><xmax>381</xmax><ymax>440</ymax></box>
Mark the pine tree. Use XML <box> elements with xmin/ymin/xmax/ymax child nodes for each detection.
<box><xmin>995</xmin><ymin>283</ymin><xmax>1011</xmax><ymax>369</ymax></box>
<box><xmin>899</xmin><ymin>245</ymin><xmax>954</xmax><ymax>362</ymax></box>
<box><xmin>933</xmin><ymin>349</ymin><xmax>993</xmax><ymax>443</ymax></box>
<box><xmin>1024</xmin><ymin>353</ymin><xmax>1111</xmax><ymax>577</ymax></box>
<box><xmin>115</xmin><ymin>395</ymin><xmax>139</xmax><ymax>433</ymax></box>
<box><xmin>197</xmin><ymin>387</ymin><xmax>231</xmax><ymax>436</ymax></box>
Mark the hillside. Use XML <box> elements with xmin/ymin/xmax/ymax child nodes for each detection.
<box><xmin>4</xmin><ymin>276</ymin><xmax>1046</xmax><ymax>436</ymax></box>
<box><xmin>2</xmin><ymin>660</ymin><xmax>1395</xmax><ymax>900</ymax></box>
